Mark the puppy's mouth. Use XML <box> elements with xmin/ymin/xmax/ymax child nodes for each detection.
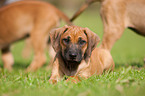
<box><xmin>68</xmin><ymin>60</ymin><xmax>78</xmax><ymax>63</ymax></box>
<box><xmin>66</xmin><ymin>58</ymin><xmax>82</xmax><ymax>63</ymax></box>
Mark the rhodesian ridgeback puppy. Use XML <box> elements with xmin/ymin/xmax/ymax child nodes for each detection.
<box><xmin>70</xmin><ymin>0</ymin><xmax>145</xmax><ymax>51</ymax></box>
<box><xmin>0</xmin><ymin>1</ymin><xmax>72</xmax><ymax>71</ymax></box>
<box><xmin>49</xmin><ymin>25</ymin><xmax>114</xmax><ymax>83</ymax></box>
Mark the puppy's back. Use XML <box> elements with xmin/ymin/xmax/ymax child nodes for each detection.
<box><xmin>90</xmin><ymin>48</ymin><xmax>115</xmax><ymax>75</ymax></box>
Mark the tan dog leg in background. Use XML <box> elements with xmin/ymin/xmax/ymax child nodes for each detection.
<box><xmin>99</xmin><ymin>0</ymin><xmax>125</xmax><ymax>50</ymax></box>
<box><xmin>26</xmin><ymin>20</ymin><xmax>55</xmax><ymax>71</ymax></box>
<box><xmin>1</xmin><ymin>47</ymin><xmax>14</xmax><ymax>71</ymax></box>
<box><xmin>22</xmin><ymin>38</ymin><xmax>32</xmax><ymax>59</ymax></box>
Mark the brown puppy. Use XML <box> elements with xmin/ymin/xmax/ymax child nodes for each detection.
<box><xmin>49</xmin><ymin>25</ymin><xmax>114</xmax><ymax>83</ymax></box>
<box><xmin>0</xmin><ymin>1</ymin><xmax>72</xmax><ymax>71</ymax></box>
<box><xmin>71</xmin><ymin>0</ymin><xmax>145</xmax><ymax>51</ymax></box>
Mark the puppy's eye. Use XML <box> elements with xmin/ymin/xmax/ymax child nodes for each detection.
<box><xmin>62</xmin><ymin>38</ymin><xmax>70</xmax><ymax>45</ymax></box>
<box><xmin>79</xmin><ymin>40</ymin><xmax>86</xmax><ymax>46</ymax></box>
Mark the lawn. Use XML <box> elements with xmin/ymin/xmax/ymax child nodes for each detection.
<box><xmin>0</xmin><ymin>9</ymin><xmax>145</xmax><ymax>96</ymax></box>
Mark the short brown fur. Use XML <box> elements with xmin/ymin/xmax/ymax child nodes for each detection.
<box><xmin>71</xmin><ymin>0</ymin><xmax>145</xmax><ymax>51</ymax></box>
<box><xmin>0</xmin><ymin>1</ymin><xmax>72</xmax><ymax>71</ymax></box>
<box><xmin>49</xmin><ymin>26</ymin><xmax>114</xmax><ymax>83</ymax></box>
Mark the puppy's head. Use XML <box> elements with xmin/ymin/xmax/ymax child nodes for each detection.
<box><xmin>50</xmin><ymin>25</ymin><xmax>100</xmax><ymax>63</ymax></box>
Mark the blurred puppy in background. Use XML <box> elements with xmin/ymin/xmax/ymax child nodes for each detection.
<box><xmin>71</xmin><ymin>0</ymin><xmax>145</xmax><ymax>51</ymax></box>
<box><xmin>0</xmin><ymin>0</ymin><xmax>44</xmax><ymax>59</ymax></box>
<box><xmin>0</xmin><ymin>0</ymin><xmax>72</xmax><ymax>71</ymax></box>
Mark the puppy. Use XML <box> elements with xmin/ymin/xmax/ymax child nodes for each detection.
<box><xmin>49</xmin><ymin>25</ymin><xmax>114</xmax><ymax>83</ymax></box>
<box><xmin>0</xmin><ymin>1</ymin><xmax>72</xmax><ymax>71</ymax></box>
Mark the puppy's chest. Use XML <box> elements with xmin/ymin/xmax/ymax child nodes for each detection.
<box><xmin>64</xmin><ymin>64</ymin><xmax>78</xmax><ymax>76</ymax></box>
<box><xmin>63</xmin><ymin>61</ymin><xmax>91</xmax><ymax>77</ymax></box>
<box><xmin>65</xmin><ymin>69</ymin><xmax>77</xmax><ymax>76</ymax></box>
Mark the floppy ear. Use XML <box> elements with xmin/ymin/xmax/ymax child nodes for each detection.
<box><xmin>84</xmin><ymin>28</ymin><xmax>100</xmax><ymax>62</ymax></box>
<box><xmin>50</xmin><ymin>25</ymin><xmax>68</xmax><ymax>52</ymax></box>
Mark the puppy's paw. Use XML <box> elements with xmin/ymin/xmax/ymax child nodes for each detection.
<box><xmin>66</xmin><ymin>76</ymin><xmax>81</xmax><ymax>83</ymax></box>
<box><xmin>49</xmin><ymin>79</ymin><xmax>58</xmax><ymax>84</ymax></box>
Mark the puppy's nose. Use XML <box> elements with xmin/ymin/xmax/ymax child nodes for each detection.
<box><xmin>69</xmin><ymin>53</ymin><xmax>77</xmax><ymax>58</ymax></box>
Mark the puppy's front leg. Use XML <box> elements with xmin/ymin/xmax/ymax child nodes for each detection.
<box><xmin>49</xmin><ymin>57</ymin><xmax>64</xmax><ymax>84</ymax></box>
<box><xmin>66</xmin><ymin>76</ymin><xmax>80</xmax><ymax>83</ymax></box>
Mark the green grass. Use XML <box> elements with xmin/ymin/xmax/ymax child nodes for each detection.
<box><xmin>0</xmin><ymin>10</ymin><xmax>145</xmax><ymax>96</ymax></box>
